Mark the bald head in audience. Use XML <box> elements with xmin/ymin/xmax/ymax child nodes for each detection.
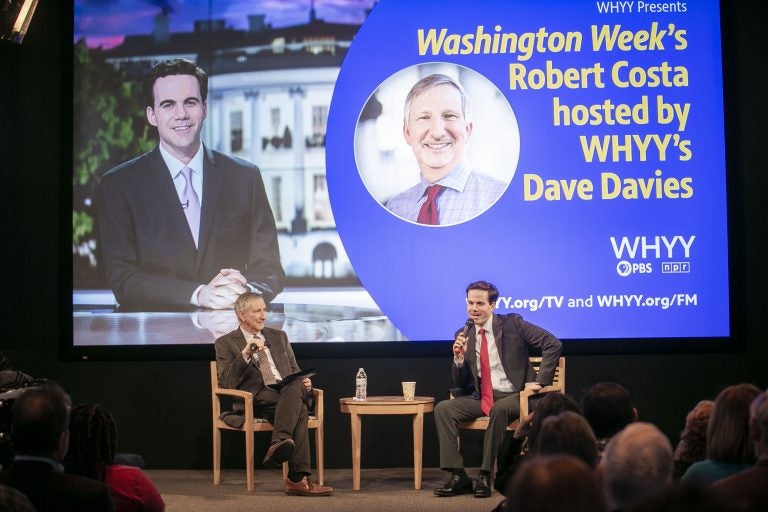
<box><xmin>600</xmin><ymin>422</ymin><xmax>673</xmax><ymax>512</ymax></box>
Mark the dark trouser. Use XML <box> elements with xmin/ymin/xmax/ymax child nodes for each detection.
<box><xmin>254</xmin><ymin>379</ymin><xmax>311</xmax><ymax>475</ymax></box>
<box><xmin>434</xmin><ymin>391</ymin><xmax>520</xmax><ymax>474</ymax></box>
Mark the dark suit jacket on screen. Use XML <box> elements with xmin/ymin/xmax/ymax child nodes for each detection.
<box><xmin>97</xmin><ymin>145</ymin><xmax>284</xmax><ymax>310</ymax></box>
<box><xmin>452</xmin><ymin>313</ymin><xmax>562</xmax><ymax>398</ymax></box>
<box><xmin>0</xmin><ymin>460</ymin><xmax>115</xmax><ymax>512</ymax></box>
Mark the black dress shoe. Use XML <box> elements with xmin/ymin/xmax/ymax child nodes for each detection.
<box><xmin>473</xmin><ymin>473</ymin><xmax>492</xmax><ymax>498</ymax></box>
<box><xmin>263</xmin><ymin>438</ymin><xmax>295</xmax><ymax>467</ymax></box>
<box><xmin>433</xmin><ymin>474</ymin><xmax>473</xmax><ymax>497</ymax></box>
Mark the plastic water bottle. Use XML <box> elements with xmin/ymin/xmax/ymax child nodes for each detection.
<box><xmin>355</xmin><ymin>367</ymin><xmax>367</xmax><ymax>401</ymax></box>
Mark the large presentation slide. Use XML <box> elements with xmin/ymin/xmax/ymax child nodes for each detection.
<box><xmin>327</xmin><ymin>0</ymin><xmax>728</xmax><ymax>341</ymax></box>
<box><xmin>72</xmin><ymin>0</ymin><xmax>728</xmax><ymax>349</ymax></box>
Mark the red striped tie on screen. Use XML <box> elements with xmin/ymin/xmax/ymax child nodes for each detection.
<box><xmin>417</xmin><ymin>185</ymin><xmax>444</xmax><ymax>225</ymax></box>
<box><xmin>479</xmin><ymin>328</ymin><xmax>494</xmax><ymax>415</ymax></box>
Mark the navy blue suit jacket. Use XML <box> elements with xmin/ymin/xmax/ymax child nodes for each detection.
<box><xmin>451</xmin><ymin>313</ymin><xmax>562</xmax><ymax>398</ymax></box>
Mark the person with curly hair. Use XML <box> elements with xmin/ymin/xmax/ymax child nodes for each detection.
<box><xmin>65</xmin><ymin>404</ymin><xmax>165</xmax><ymax>512</ymax></box>
<box><xmin>672</xmin><ymin>400</ymin><xmax>714</xmax><ymax>481</ymax></box>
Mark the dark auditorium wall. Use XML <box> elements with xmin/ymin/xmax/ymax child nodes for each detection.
<box><xmin>1</xmin><ymin>1</ymin><xmax>766</xmax><ymax>471</ymax></box>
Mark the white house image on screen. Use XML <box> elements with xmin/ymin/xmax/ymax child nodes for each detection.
<box><xmin>102</xmin><ymin>7</ymin><xmax>360</xmax><ymax>283</ymax></box>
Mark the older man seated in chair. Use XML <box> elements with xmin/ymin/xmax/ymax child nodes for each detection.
<box><xmin>215</xmin><ymin>292</ymin><xmax>332</xmax><ymax>496</ymax></box>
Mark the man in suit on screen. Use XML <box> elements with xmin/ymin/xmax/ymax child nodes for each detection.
<box><xmin>215</xmin><ymin>292</ymin><xmax>332</xmax><ymax>496</ymax></box>
<box><xmin>97</xmin><ymin>59</ymin><xmax>284</xmax><ymax>311</ymax></box>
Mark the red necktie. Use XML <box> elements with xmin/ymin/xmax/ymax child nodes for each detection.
<box><xmin>417</xmin><ymin>185</ymin><xmax>444</xmax><ymax>225</ymax></box>
<box><xmin>479</xmin><ymin>328</ymin><xmax>494</xmax><ymax>415</ymax></box>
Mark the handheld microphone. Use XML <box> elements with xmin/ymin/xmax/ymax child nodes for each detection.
<box><xmin>454</xmin><ymin>319</ymin><xmax>474</xmax><ymax>355</ymax></box>
<box><xmin>461</xmin><ymin>318</ymin><xmax>474</xmax><ymax>337</ymax></box>
<box><xmin>250</xmin><ymin>339</ymin><xmax>271</xmax><ymax>352</ymax></box>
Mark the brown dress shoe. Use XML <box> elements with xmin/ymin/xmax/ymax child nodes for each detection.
<box><xmin>284</xmin><ymin>476</ymin><xmax>333</xmax><ymax>496</ymax></box>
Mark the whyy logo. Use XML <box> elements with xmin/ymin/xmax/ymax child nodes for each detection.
<box><xmin>611</xmin><ymin>235</ymin><xmax>695</xmax><ymax>277</ymax></box>
<box><xmin>610</xmin><ymin>235</ymin><xmax>695</xmax><ymax>259</ymax></box>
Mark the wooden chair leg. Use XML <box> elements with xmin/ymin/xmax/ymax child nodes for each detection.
<box><xmin>245</xmin><ymin>430</ymin><xmax>255</xmax><ymax>492</ymax></box>
<box><xmin>213</xmin><ymin>427</ymin><xmax>221</xmax><ymax>485</ymax></box>
<box><xmin>316</xmin><ymin>423</ymin><xmax>324</xmax><ymax>486</ymax></box>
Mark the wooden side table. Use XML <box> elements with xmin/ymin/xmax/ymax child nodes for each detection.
<box><xmin>339</xmin><ymin>396</ymin><xmax>435</xmax><ymax>490</ymax></box>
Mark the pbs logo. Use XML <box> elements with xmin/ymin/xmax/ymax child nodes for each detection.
<box><xmin>617</xmin><ymin>261</ymin><xmax>652</xmax><ymax>277</ymax></box>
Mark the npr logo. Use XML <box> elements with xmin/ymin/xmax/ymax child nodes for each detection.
<box><xmin>662</xmin><ymin>262</ymin><xmax>691</xmax><ymax>274</ymax></box>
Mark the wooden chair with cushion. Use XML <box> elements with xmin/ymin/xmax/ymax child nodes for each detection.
<box><xmin>454</xmin><ymin>356</ymin><xmax>566</xmax><ymax>432</ymax></box>
<box><xmin>210</xmin><ymin>361</ymin><xmax>324</xmax><ymax>491</ymax></box>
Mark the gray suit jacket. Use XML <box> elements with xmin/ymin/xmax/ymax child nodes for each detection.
<box><xmin>451</xmin><ymin>313</ymin><xmax>562</xmax><ymax>399</ymax></box>
<box><xmin>215</xmin><ymin>327</ymin><xmax>309</xmax><ymax>414</ymax></box>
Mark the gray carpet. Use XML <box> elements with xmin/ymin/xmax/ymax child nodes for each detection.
<box><xmin>147</xmin><ymin>467</ymin><xmax>505</xmax><ymax>512</ymax></box>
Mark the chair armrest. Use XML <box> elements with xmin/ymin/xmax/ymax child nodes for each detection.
<box><xmin>519</xmin><ymin>386</ymin><xmax>562</xmax><ymax>417</ymax></box>
<box><xmin>212</xmin><ymin>386</ymin><xmax>254</xmax><ymax>426</ymax></box>
<box><xmin>313</xmin><ymin>388</ymin><xmax>323</xmax><ymax>419</ymax></box>
<box><xmin>214</xmin><ymin>388</ymin><xmax>253</xmax><ymax>400</ymax></box>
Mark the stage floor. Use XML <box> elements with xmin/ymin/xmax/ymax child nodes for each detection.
<box><xmin>148</xmin><ymin>467</ymin><xmax>504</xmax><ymax>512</ymax></box>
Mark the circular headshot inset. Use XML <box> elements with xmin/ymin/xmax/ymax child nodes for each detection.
<box><xmin>354</xmin><ymin>63</ymin><xmax>519</xmax><ymax>227</ymax></box>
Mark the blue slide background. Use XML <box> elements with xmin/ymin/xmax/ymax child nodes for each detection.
<box><xmin>326</xmin><ymin>0</ymin><xmax>728</xmax><ymax>341</ymax></box>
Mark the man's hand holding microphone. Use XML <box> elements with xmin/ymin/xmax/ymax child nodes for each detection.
<box><xmin>453</xmin><ymin>319</ymin><xmax>474</xmax><ymax>363</ymax></box>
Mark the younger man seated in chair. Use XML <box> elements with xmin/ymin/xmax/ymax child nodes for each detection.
<box><xmin>433</xmin><ymin>280</ymin><xmax>562</xmax><ymax>498</ymax></box>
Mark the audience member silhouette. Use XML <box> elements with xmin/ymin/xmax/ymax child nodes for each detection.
<box><xmin>629</xmin><ymin>482</ymin><xmax>737</xmax><ymax>512</ymax></box>
<box><xmin>534</xmin><ymin>410</ymin><xmax>599</xmax><ymax>468</ymax></box>
<box><xmin>520</xmin><ymin>392</ymin><xmax>582</xmax><ymax>456</ymax></box>
<box><xmin>582</xmin><ymin>382</ymin><xmax>637</xmax><ymax>458</ymax></box>
<box><xmin>681</xmin><ymin>383</ymin><xmax>760</xmax><ymax>485</ymax></box>
<box><xmin>494</xmin><ymin>392</ymin><xmax>581</xmax><ymax>491</ymax></box>
<box><xmin>713</xmin><ymin>390</ymin><xmax>768</xmax><ymax>511</ymax></box>
<box><xmin>64</xmin><ymin>404</ymin><xmax>165</xmax><ymax>512</ymax></box>
<box><xmin>0</xmin><ymin>483</ymin><xmax>35</xmax><ymax>512</ymax></box>
<box><xmin>0</xmin><ymin>385</ymin><xmax>115</xmax><ymax>512</ymax></box>
<box><xmin>672</xmin><ymin>400</ymin><xmax>714</xmax><ymax>481</ymax></box>
<box><xmin>600</xmin><ymin>422</ymin><xmax>673</xmax><ymax>512</ymax></box>
<box><xmin>499</xmin><ymin>454</ymin><xmax>606</xmax><ymax>512</ymax></box>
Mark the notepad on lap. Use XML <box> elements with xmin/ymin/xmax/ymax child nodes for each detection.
<box><xmin>267</xmin><ymin>368</ymin><xmax>318</xmax><ymax>391</ymax></box>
